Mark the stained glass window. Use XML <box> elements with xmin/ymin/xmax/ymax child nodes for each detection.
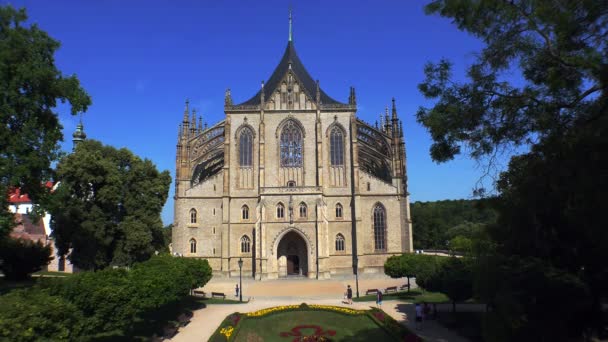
<box><xmin>241</xmin><ymin>235</ymin><xmax>251</xmax><ymax>253</ymax></box>
<box><xmin>280</xmin><ymin>120</ymin><xmax>303</xmax><ymax>167</ymax></box>
<box><xmin>330</xmin><ymin>126</ymin><xmax>344</xmax><ymax>166</ymax></box>
<box><xmin>373</xmin><ymin>204</ymin><xmax>386</xmax><ymax>251</ymax></box>
<box><xmin>335</xmin><ymin>234</ymin><xmax>345</xmax><ymax>251</ymax></box>
<box><xmin>239</xmin><ymin>127</ymin><xmax>253</xmax><ymax>167</ymax></box>
<box><xmin>190</xmin><ymin>238</ymin><xmax>197</xmax><ymax>253</ymax></box>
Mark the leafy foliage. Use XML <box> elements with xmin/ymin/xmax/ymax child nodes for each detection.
<box><xmin>0</xmin><ymin>5</ymin><xmax>91</xmax><ymax>239</ymax></box>
<box><xmin>411</xmin><ymin>199</ymin><xmax>497</xmax><ymax>249</ymax></box>
<box><xmin>0</xmin><ymin>238</ymin><xmax>52</xmax><ymax>280</ymax></box>
<box><xmin>23</xmin><ymin>255</ymin><xmax>212</xmax><ymax>340</ymax></box>
<box><xmin>0</xmin><ymin>288</ymin><xmax>85</xmax><ymax>342</ymax></box>
<box><xmin>422</xmin><ymin>257</ymin><xmax>473</xmax><ymax>312</ymax></box>
<box><xmin>419</xmin><ymin>0</ymin><xmax>608</xmax><ymax>339</ymax></box>
<box><xmin>49</xmin><ymin>140</ymin><xmax>171</xmax><ymax>270</ymax></box>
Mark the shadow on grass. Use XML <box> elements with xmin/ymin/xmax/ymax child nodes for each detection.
<box><xmin>353</xmin><ymin>289</ymin><xmax>449</xmax><ymax>304</ymax></box>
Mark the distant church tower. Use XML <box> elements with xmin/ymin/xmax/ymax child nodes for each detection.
<box><xmin>72</xmin><ymin>115</ymin><xmax>86</xmax><ymax>151</ymax></box>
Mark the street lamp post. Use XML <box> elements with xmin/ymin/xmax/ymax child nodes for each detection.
<box><xmin>238</xmin><ymin>258</ymin><xmax>243</xmax><ymax>302</ymax></box>
<box><xmin>354</xmin><ymin>257</ymin><xmax>360</xmax><ymax>298</ymax></box>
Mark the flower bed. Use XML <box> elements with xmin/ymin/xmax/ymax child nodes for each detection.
<box><xmin>209</xmin><ymin>303</ymin><xmax>422</xmax><ymax>342</ymax></box>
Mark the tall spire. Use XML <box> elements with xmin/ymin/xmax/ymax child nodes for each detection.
<box><xmin>183</xmin><ymin>99</ymin><xmax>190</xmax><ymax>123</ymax></box>
<box><xmin>391</xmin><ymin>97</ymin><xmax>398</xmax><ymax>121</ymax></box>
<box><xmin>72</xmin><ymin>113</ymin><xmax>86</xmax><ymax>151</ymax></box>
<box><xmin>288</xmin><ymin>8</ymin><xmax>293</xmax><ymax>42</ymax></box>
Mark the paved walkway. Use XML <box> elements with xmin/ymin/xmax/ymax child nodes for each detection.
<box><xmin>170</xmin><ymin>277</ymin><xmax>471</xmax><ymax>342</ymax></box>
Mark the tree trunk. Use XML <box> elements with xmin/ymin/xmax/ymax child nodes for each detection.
<box><xmin>407</xmin><ymin>277</ymin><xmax>411</xmax><ymax>292</ymax></box>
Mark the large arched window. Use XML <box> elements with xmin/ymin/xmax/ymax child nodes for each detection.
<box><xmin>277</xmin><ymin>203</ymin><xmax>285</xmax><ymax>219</ymax></box>
<box><xmin>241</xmin><ymin>235</ymin><xmax>251</xmax><ymax>253</ymax></box>
<box><xmin>330</xmin><ymin>126</ymin><xmax>344</xmax><ymax>166</ymax></box>
<box><xmin>190</xmin><ymin>238</ymin><xmax>197</xmax><ymax>253</ymax></box>
<box><xmin>299</xmin><ymin>202</ymin><xmax>307</xmax><ymax>218</ymax></box>
<box><xmin>280</xmin><ymin>120</ymin><xmax>303</xmax><ymax>167</ymax></box>
<box><xmin>190</xmin><ymin>208</ymin><xmax>197</xmax><ymax>224</ymax></box>
<box><xmin>242</xmin><ymin>205</ymin><xmax>249</xmax><ymax>220</ymax></box>
<box><xmin>335</xmin><ymin>203</ymin><xmax>343</xmax><ymax>218</ymax></box>
<box><xmin>335</xmin><ymin>234</ymin><xmax>345</xmax><ymax>251</ymax></box>
<box><xmin>373</xmin><ymin>204</ymin><xmax>386</xmax><ymax>251</ymax></box>
<box><xmin>239</xmin><ymin>127</ymin><xmax>253</xmax><ymax>167</ymax></box>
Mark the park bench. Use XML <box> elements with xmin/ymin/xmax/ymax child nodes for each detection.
<box><xmin>384</xmin><ymin>286</ymin><xmax>398</xmax><ymax>294</ymax></box>
<box><xmin>211</xmin><ymin>292</ymin><xmax>226</xmax><ymax>299</ymax></box>
<box><xmin>192</xmin><ymin>289</ymin><xmax>206</xmax><ymax>298</ymax></box>
<box><xmin>365</xmin><ymin>289</ymin><xmax>379</xmax><ymax>295</ymax></box>
<box><xmin>399</xmin><ymin>284</ymin><xmax>410</xmax><ymax>291</ymax></box>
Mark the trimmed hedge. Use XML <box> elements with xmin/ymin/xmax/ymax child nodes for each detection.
<box><xmin>0</xmin><ymin>255</ymin><xmax>212</xmax><ymax>341</ymax></box>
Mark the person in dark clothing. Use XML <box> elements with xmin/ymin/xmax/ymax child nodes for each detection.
<box><xmin>346</xmin><ymin>285</ymin><xmax>353</xmax><ymax>305</ymax></box>
<box><xmin>235</xmin><ymin>283</ymin><xmax>239</xmax><ymax>298</ymax></box>
<box><xmin>376</xmin><ymin>291</ymin><xmax>383</xmax><ymax>307</ymax></box>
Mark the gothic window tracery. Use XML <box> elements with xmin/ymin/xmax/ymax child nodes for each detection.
<box><xmin>190</xmin><ymin>238</ymin><xmax>197</xmax><ymax>253</ymax></box>
<box><xmin>280</xmin><ymin>120</ymin><xmax>303</xmax><ymax>167</ymax></box>
<box><xmin>190</xmin><ymin>208</ymin><xmax>197</xmax><ymax>224</ymax></box>
<box><xmin>299</xmin><ymin>202</ymin><xmax>307</xmax><ymax>218</ymax></box>
<box><xmin>335</xmin><ymin>203</ymin><xmax>343</xmax><ymax>218</ymax></box>
<box><xmin>373</xmin><ymin>204</ymin><xmax>386</xmax><ymax>251</ymax></box>
<box><xmin>277</xmin><ymin>203</ymin><xmax>285</xmax><ymax>219</ymax></box>
<box><xmin>241</xmin><ymin>235</ymin><xmax>251</xmax><ymax>253</ymax></box>
<box><xmin>335</xmin><ymin>234</ymin><xmax>345</xmax><ymax>251</ymax></box>
<box><xmin>242</xmin><ymin>205</ymin><xmax>249</xmax><ymax>220</ymax></box>
<box><xmin>330</xmin><ymin>126</ymin><xmax>344</xmax><ymax>166</ymax></box>
<box><xmin>239</xmin><ymin>127</ymin><xmax>253</xmax><ymax>167</ymax></box>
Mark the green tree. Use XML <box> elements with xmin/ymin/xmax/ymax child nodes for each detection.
<box><xmin>419</xmin><ymin>0</ymin><xmax>608</xmax><ymax>339</ymax></box>
<box><xmin>49</xmin><ymin>140</ymin><xmax>171</xmax><ymax>270</ymax></box>
<box><xmin>422</xmin><ymin>257</ymin><xmax>473</xmax><ymax>312</ymax></box>
<box><xmin>0</xmin><ymin>5</ymin><xmax>91</xmax><ymax>239</ymax></box>
<box><xmin>384</xmin><ymin>253</ymin><xmax>427</xmax><ymax>292</ymax></box>
<box><xmin>0</xmin><ymin>238</ymin><xmax>52</xmax><ymax>280</ymax></box>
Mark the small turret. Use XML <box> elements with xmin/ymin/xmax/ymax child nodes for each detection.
<box><xmin>384</xmin><ymin>106</ymin><xmax>391</xmax><ymax>135</ymax></box>
<box><xmin>190</xmin><ymin>109</ymin><xmax>197</xmax><ymax>135</ymax></box>
<box><xmin>315</xmin><ymin>80</ymin><xmax>320</xmax><ymax>104</ymax></box>
<box><xmin>348</xmin><ymin>87</ymin><xmax>357</xmax><ymax>106</ymax></box>
<box><xmin>198</xmin><ymin>116</ymin><xmax>203</xmax><ymax>133</ymax></box>
<box><xmin>72</xmin><ymin>114</ymin><xmax>86</xmax><ymax>151</ymax></box>
<box><xmin>225</xmin><ymin>89</ymin><xmax>232</xmax><ymax>106</ymax></box>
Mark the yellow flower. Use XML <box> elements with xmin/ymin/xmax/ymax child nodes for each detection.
<box><xmin>220</xmin><ymin>325</ymin><xmax>234</xmax><ymax>338</ymax></box>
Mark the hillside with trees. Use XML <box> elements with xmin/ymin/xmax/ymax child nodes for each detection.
<box><xmin>411</xmin><ymin>199</ymin><xmax>497</xmax><ymax>250</ymax></box>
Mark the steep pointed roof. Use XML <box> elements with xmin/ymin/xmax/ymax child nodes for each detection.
<box><xmin>236</xmin><ymin>41</ymin><xmax>344</xmax><ymax>107</ymax></box>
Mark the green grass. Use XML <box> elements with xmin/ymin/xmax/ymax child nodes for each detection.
<box><xmin>232</xmin><ymin>310</ymin><xmax>396</xmax><ymax>341</ymax></box>
<box><xmin>353</xmin><ymin>289</ymin><xmax>450</xmax><ymax>303</ymax></box>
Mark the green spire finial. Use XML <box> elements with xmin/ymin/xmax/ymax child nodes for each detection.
<box><xmin>288</xmin><ymin>8</ymin><xmax>293</xmax><ymax>42</ymax></box>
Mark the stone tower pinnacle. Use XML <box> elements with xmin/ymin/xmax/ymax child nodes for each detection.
<box><xmin>72</xmin><ymin>114</ymin><xmax>86</xmax><ymax>151</ymax></box>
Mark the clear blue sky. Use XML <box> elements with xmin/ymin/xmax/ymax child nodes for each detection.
<box><xmin>9</xmin><ymin>0</ymin><xmax>492</xmax><ymax>225</ymax></box>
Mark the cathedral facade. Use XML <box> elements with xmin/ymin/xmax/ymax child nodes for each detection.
<box><xmin>173</xmin><ymin>32</ymin><xmax>413</xmax><ymax>279</ymax></box>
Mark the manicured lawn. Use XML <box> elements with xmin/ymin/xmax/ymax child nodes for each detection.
<box><xmin>353</xmin><ymin>289</ymin><xmax>450</xmax><ymax>303</ymax></box>
<box><xmin>32</xmin><ymin>270</ymin><xmax>74</xmax><ymax>277</ymax></box>
<box><xmin>233</xmin><ymin>310</ymin><xmax>395</xmax><ymax>341</ymax></box>
<box><xmin>197</xmin><ymin>297</ymin><xmax>247</xmax><ymax>305</ymax></box>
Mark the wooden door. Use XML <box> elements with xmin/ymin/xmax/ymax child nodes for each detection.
<box><xmin>287</xmin><ymin>255</ymin><xmax>299</xmax><ymax>274</ymax></box>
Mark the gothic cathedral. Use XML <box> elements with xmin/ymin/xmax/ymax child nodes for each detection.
<box><xmin>173</xmin><ymin>21</ymin><xmax>413</xmax><ymax>279</ymax></box>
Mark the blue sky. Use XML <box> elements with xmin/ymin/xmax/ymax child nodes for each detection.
<box><xmin>8</xmin><ymin>0</ymin><xmax>497</xmax><ymax>225</ymax></box>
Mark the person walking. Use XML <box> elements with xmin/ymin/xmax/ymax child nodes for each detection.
<box><xmin>376</xmin><ymin>291</ymin><xmax>383</xmax><ymax>307</ymax></box>
<box><xmin>346</xmin><ymin>285</ymin><xmax>353</xmax><ymax>305</ymax></box>
<box><xmin>235</xmin><ymin>283</ymin><xmax>239</xmax><ymax>298</ymax></box>
<box><xmin>415</xmin><ymin>303</ymin><xmax>423</xmax><ymax>330</ymax></box>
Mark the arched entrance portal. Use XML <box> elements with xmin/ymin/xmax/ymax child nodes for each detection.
<box><xmin>277</xmin><ymin>231</ymin><xmax>308</xmax><ymax>277</ymax></box>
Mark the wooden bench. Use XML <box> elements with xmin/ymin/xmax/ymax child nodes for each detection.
<box><xmin>399</xmin><ymin>284</ymin><xmax>410</xmax><ymax>291</ymax></box>
<box><xmin>384</xmin><ymin>286</ymin><xmax>398</xmax><ymax>294</ymax></box>
<box><xmin>192</xmin><ymin>289</ymin><xmax>206</xmax><ymax>298</ymax></box>
<box><xmin>365</xmin><ymin>289</ymin><xmax>379</xmax><ymax>295</ymax></box>
<box><xmin>211</xmin><ymin>292</ymin><xmax>226</xmax><ymax>299</ymax></box>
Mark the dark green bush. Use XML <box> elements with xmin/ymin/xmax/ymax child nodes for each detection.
<box><xmin>0</xmin><ymin>238</ymin><xmax>52</xmax><ymax>280</ymax></box>
<box><xmin>0</xmin><ymin>289</ymin><xmax>84</xmax><ymax>342</ymax></box>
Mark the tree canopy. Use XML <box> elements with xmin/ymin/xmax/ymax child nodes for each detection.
<box><xmin>411</xmin><ymin>199</ymin><xmax>496</xmax><ymax>249</ymax></box>
<box><xmin>0</xmin><ymin>5</ymin><xmax>91</xmax><ymax>238</ymax></box>
<box><xmin>419</xmin><ymin>0</ymin><xmax>608</xmax><ymax>339</ymax></box>
<box><xmin>49</xmin><ymin>140</ymin><xmax>171</xmax><ymax>270</ymax></box>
